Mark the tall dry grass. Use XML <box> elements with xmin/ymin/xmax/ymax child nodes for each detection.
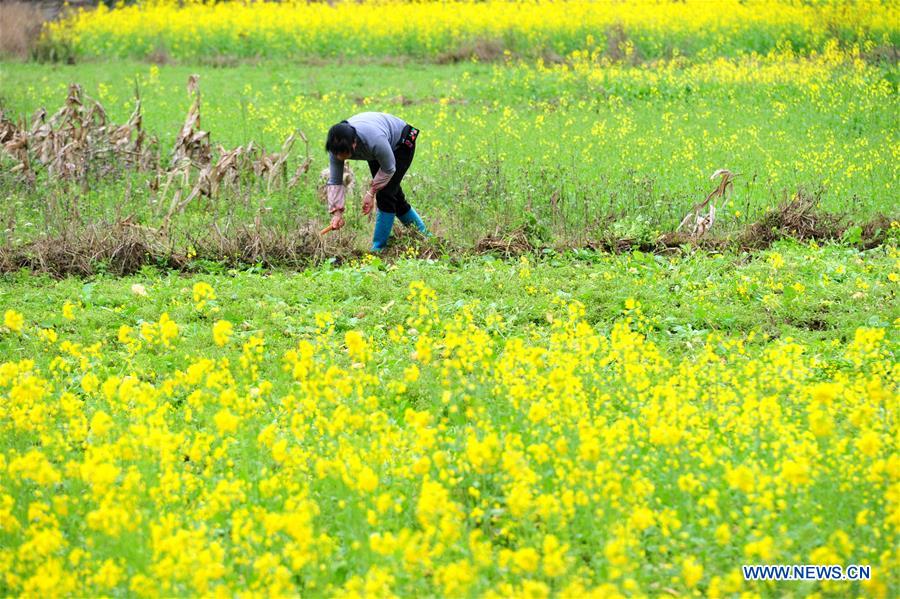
<box><xmin>0</xmin><ymin>2</ymin><xmax>46</xmax><ymax>59</ymax></box>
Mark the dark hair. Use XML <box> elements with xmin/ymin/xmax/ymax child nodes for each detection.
<box><xmin>325</xmin><ymin>122</ymin><xmax>355</xmax><ymax>155</ymax></box>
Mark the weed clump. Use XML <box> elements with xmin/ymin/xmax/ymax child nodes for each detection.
<box><xmin>0</xmin><ymin>221</ymin><xmax>179</xmax><ymax>277</ymax></box>
<box><xmin>475</xmin><ymin>227</ymin><xmax>534</xmax><ymax>256</ymax></box>
<box><xmin>740</xmin><ymin>191</ymin><xmax>844</xmax><ymax>249</ymax></box>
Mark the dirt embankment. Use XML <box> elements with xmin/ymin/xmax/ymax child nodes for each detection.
<box><xmin>0</xmin><ymin>197</ymin><xmax>894</xmax><ymax>278</ymax></box>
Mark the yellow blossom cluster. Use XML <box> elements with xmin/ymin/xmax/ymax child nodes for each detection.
<box><xmin>0</xmin><ymin>276</ymin><xmax>897</xmax><ymax>596</ymax></box>
<box><xmin>45</xmin><ymin>0</ymin><xmax>897</xmax><ymax>61</ymax></box>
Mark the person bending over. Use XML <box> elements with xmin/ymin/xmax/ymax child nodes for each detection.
<box><xmin>325</xmin><ymin>112</ymin><xmax>428</xmax><ymax>251</ymax></box>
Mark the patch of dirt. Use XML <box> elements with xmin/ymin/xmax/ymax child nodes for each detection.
<box><xmin>605</xmin><ymin>23</ymin><xmax>643</xmax><ymax>65</ymax></box>
<box><xmin>0</xmin><ymin>2</ymin><xmax>45</xmax><ymax>60</ymax></box>
<box><xmin>474</xmin><ymin>227</ymin><xmax>533</xmax><ymax>256</ymax></box>
<box><xmin>862</xmin><ymin>44</ymin><xmax>899</xmax><ymax>65</ymax></box>
<box><xmin>437</xmin><ymin>38</ymin><xmax>505</xmax><ymax>64</ymax></box>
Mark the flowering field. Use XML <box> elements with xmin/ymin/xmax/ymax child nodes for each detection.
<box><xmin>1</xmin><ymin>241</ymin><xmax>898</xmax><ymax>596</ymax></box>
<box><xmin>0</xmin><ymin>1</ymin><xmax>898</xmax><ymax>596</ymax></box>
<box><xmin>42</xmin><ymin>0</ymin><xmax>899</xmax><ymax>61</ymax></box>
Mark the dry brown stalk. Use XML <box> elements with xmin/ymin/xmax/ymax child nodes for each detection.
<box><xmin>0</xmin><ymin>84</ymin><xmax>159</xmax><ymax>186</ymax></box>
<box><xmin>475</xmin><ymin>227</ymin><xmax>533</xmax><ymax>256</ymax></box>
<box><xmin>677</xmin><ymin>169</ymin><xmax>738</xmax><ymax>237</ymax></box>
<box><xmin>159</xmin><ymin>76</ymin><xmax>314</xmax><ymax>230</ymax></box>
<box><xmin>2</xmin><ymin>76</ymin><xmax>317</xmax><ymax>240</ymax></box>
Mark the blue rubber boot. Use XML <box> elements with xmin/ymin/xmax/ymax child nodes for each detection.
<box><xmin>371</xmin><ymin>210</ymin><xmax>395</xmax><ymax>251</ymax></box>
<box><xmin>398</xmin><ymin>207</ymin><xmax>429</xmax><ymax>235</ymax></box>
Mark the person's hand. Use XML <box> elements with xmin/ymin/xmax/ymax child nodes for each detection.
<box><xmin>362</xmin><ymin>189</ymin><xmax>375</xmax><ymax>216</ymax></box>
<box><xmin>330</xmin><ymin>211</ymin><xmax>345</xmax><ymax>230</ymax></box>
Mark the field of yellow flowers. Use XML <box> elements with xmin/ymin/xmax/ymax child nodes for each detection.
<box><xmin>1</xmin><ymin>241</ymin><xmax>898</xmax><ymax>596</ymax></box>
<box><xmin>43</xmin><ymin>0</ymin><xmax>899</xmax><ymax>61</ymax></box>
<box><xmin>0</xmin><ymin>2</ymin><xmax>898</xmax><ymax>595</ymax></box>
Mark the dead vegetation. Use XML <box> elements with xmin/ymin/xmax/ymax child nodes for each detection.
<box><xmin>860</xmin><ymin>215</ymin><xmax>893</xmax><ymax>249</ymax></box>
<box><xmin>0</xmin><ymin>221</ymin><xmax>181</xmax><ymax>277</ymax></box>
<box><xmin>158</xmin><ymin>76</ymin><xmax>313</xmax><ymax>230</ymax></box>
<box><xmin>0</xmin><ymin>79</ymin><xmax>894</xmax><ymax>277</ymax></box>
<box><xmin>474</xmin><ymin>228</ymin><xmax>534</xmax><ymax>256</ymax></box>
<box><xmin>194</xmin><ymin>222</ymin><xmax>339</xmax><ymax>268</ymax></box>
<box><xmin>0</xmin><ymin>196</ymin><xmax>892</xmax><ymax>277</ymax></box>
<box><xmin>0</xmin><ymin>76</ymin><xmax>314</xmax><ymax>234</ymax></box>
<box><xmin>605</xmin><ymin>23</ymin><xmax>644</xmax><ymax>65</ymax></box>
<box><xmin>0</xmin><ymin>220</ymin><xmax>363</xmax><ymax>277</ymax></box>
<box><xmin>738</xmin><ymin>190</ymin><xmax>846</xmax><ymax>249</ymax></box>
<box><xmin>437</xmin><ymin>38</ymin><xmax>505</xmax><ymax>64</ymax></box>
<box><xmin>677</xmin><ymin>169</ymin><xmax>737</xmax><ymax>238</ymax></box>
<box><xmin>1</xmin><ymin>83</ymin><xmax>158</xmax><ymax>185</ymax></box>
<box><xmin>317</xmin><ymin>164</ymin><xmax>356</xmax><ymax>204</ymax></box>
<box><xmin>862</xmin><ymin>44</ymin><xmax>899</xmax><ymax>65</ymax></box>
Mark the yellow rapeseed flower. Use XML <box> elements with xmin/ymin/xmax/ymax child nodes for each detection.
<box><xmin>4</xmin><ymin>309</ymin><xmax>24</xmax><ymax>333</ymax></box>
<box><xmin>213</xmin><ymin>319</ymin><xmax>233</xmax><ymax>347</ymax></box>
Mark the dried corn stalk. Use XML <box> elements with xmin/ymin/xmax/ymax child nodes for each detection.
<box><xmin>3</xmin><ymin>76</ymin><xmax>316</xmax><ymax>233</ymax></box>
<box><xmin>168</xmin><ymin>74</ymin><xmax>211</xmax><ymax>171</ymax></box>
<box><xmin>678</xmin><ymin>169</ymin><xmax>737</xmax><ymax>237</ymax></box>
<box><xmin>160</xmin><ymin>75</ymin><xmax>211</xmax><ymax>221</ymax></box>
<box><xmin>158</xmin><ymin>75</ymin><xmax>317</xmax><ymax>230</ymax></box>
<box><xmin>0</xmin><ymin>84</ymin><xmax>159</xmax><ymax>185</ymax></box>
<box><xmin>287</xmin><ymin>129</ymin><xmax>313</xmax><ymax>188</ymax></box>
<box><xmin>316</xmin><ymin>162</ymin><xmax>356</xmax><ymax>205</ymax></box>
<box><xmin>0</xmin><ymin>110</ymin><xmax>33</xmax><ymax>182</ymax></box>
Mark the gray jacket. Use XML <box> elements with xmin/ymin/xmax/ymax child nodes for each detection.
<box><xmin>327</xmin><ymin>112</ymin><xmax>407</xmax><ymax>185</ymax></box>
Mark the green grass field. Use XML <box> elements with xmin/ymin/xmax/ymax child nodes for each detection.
<box><xmin>1</xmin><ymin>241</ymin><xmax>898</xmax><ymax>596</ymax></box>
<box><xmin>1</xmin><ymin>52</ymin><xmax>896</xmax><ymax>252</ymax></box>
<box><xmin>4</xmin><ymin>240</ymin><xmax>897</xmax><ymax>362</ymax></box>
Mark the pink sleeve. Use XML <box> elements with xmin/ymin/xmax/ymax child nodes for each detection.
<box><xmin>370</xmin><ymin>169</ymin><xmax>393</xmax><ymax>192</ymax></box>
<box><xmin>326</xmin><ymin>185</ymin><xmax>346</xmax><ymax>213</ymax></box>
